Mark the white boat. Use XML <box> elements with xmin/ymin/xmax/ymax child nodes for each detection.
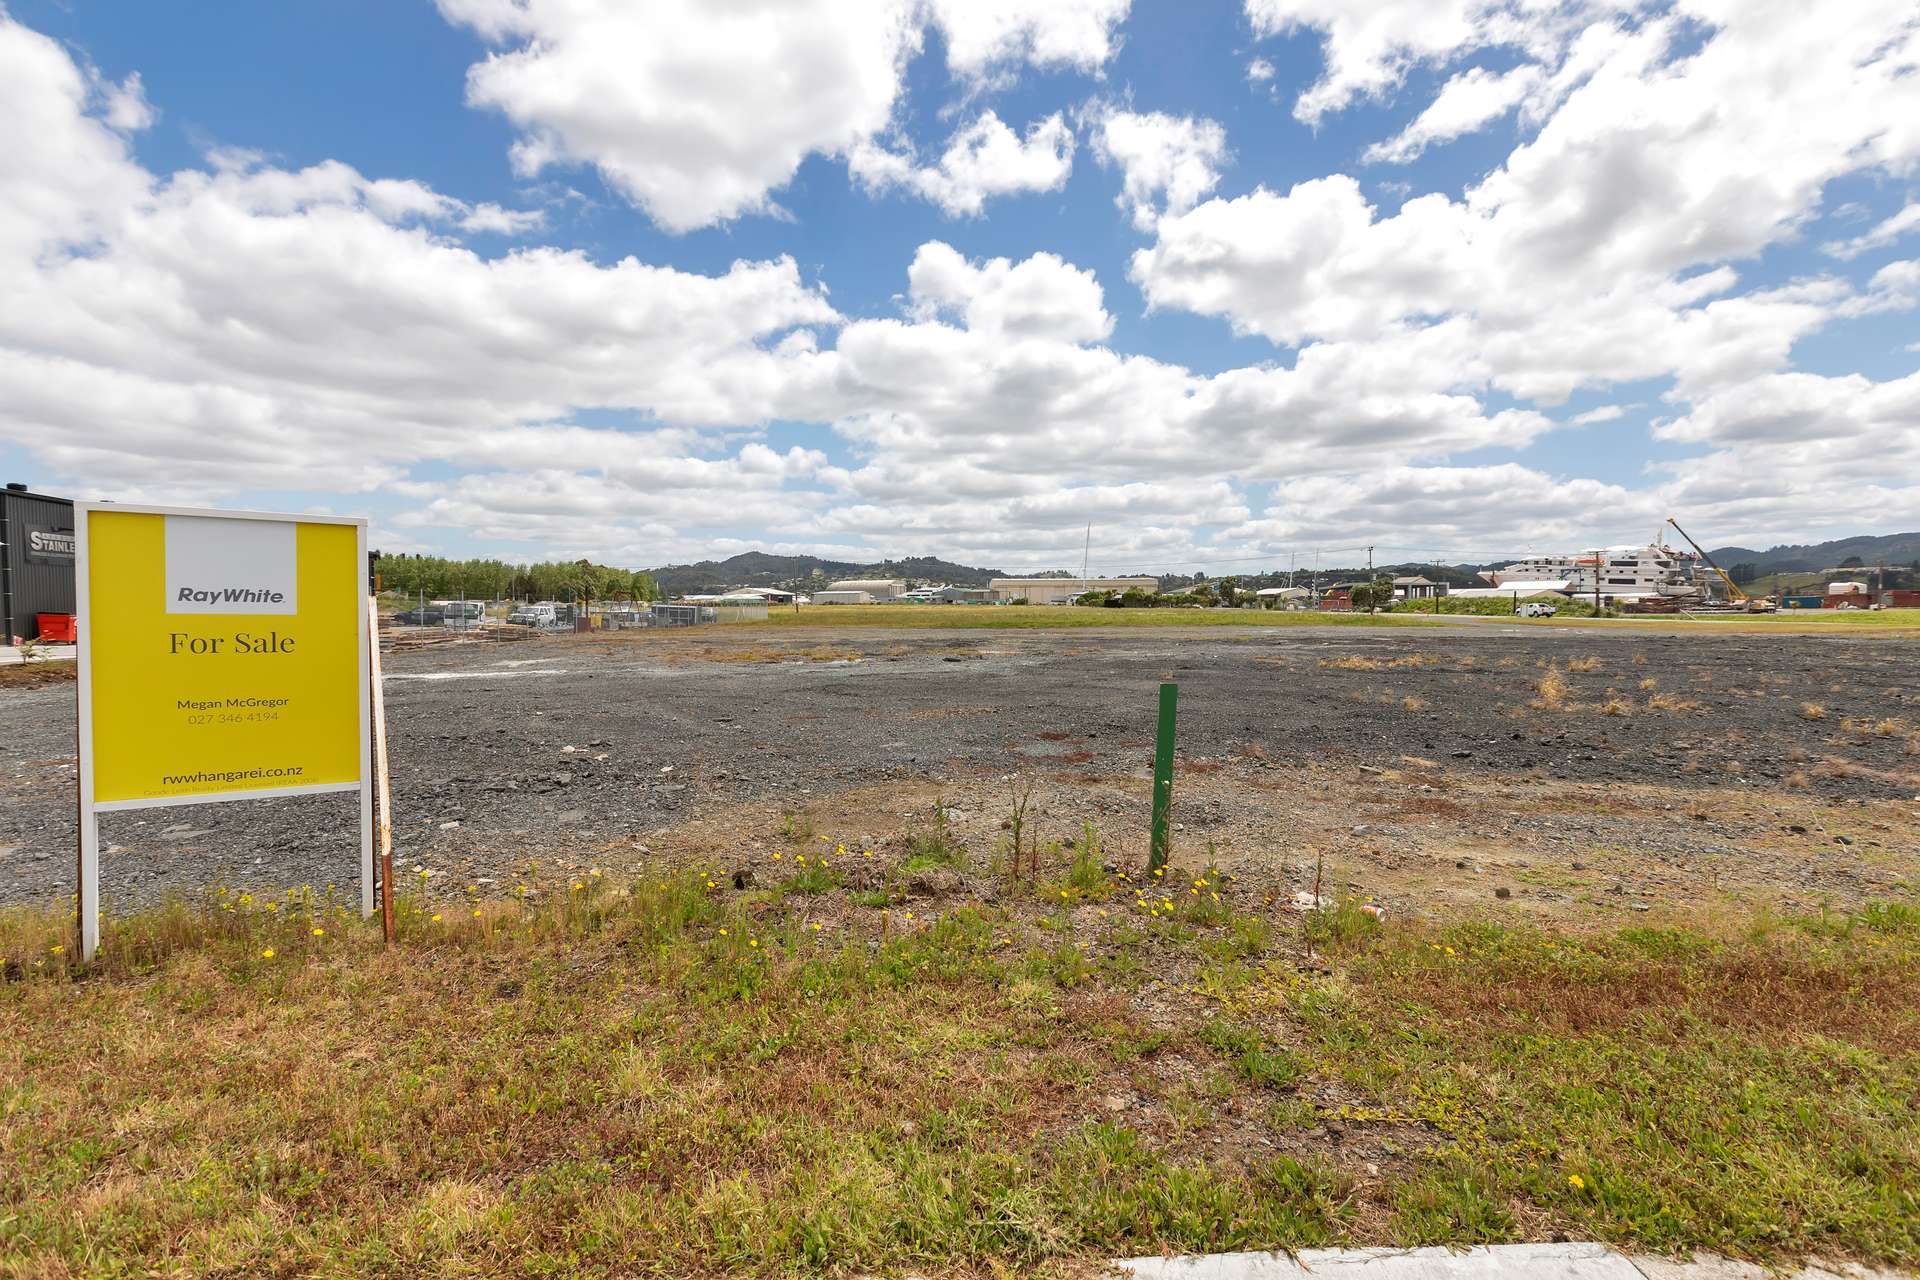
<box><xmin>1478</xmin><ymin>538</ymin><xmax>1704</xmax><ymax>600</ymax></box>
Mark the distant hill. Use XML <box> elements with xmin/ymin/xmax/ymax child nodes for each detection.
<box><xmin>1706</xmin><ymin>532</ymin><xmax>1920</xmax><ymax>574</ymax></box>
<box><xmin>647</xmin><ymin>552</ymin><xmax>1006</xmax><ymax>596</ymax></box>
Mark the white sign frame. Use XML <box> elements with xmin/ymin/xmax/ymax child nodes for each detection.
<box><xmin>73</xmin><ymin>502</ymin><xmax>374</xmax><ymax>960</ymax></box>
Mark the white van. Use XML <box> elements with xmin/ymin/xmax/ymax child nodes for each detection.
<box><xmin>436</xmin><ymin>600</ymin><xmax>486</xmax><ymax>627</ymax></box>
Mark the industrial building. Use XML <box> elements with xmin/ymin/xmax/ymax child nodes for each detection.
<box><xmin>900</xmin><ymin>585</ymin><xmax>993</xmax><ymax>604</ymax></box>
<box><xmin>989</xmin><ymin>576</ymin><xmax>1159</xmax><ymax>605</ymax></box>
<box><xmin>1</xmin><ymin>483</ymin><xmax>76</xmax><ymax>643</ymax></box>
<box><xmin>1392</xmin><ymin>575</ymin><xmax>1448</xmax><ymax>600</ymax></box>
<box><xmin>825</xmin><ymin>578</ymin><xmax>907</xmax><ymax>600</ymax></box>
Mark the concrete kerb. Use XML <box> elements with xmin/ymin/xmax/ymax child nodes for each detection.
<box><xmin>1111</xmin><ymin>1246</ymin><xmax>1914</xmax><ymax>1280</ymax></box>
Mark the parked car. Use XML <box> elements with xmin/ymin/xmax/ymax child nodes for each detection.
<box><xmin>394</xmin><ymin>607</ymin><xmax>445</xmax><ymax>626</ymax></box>
<box><xmin>1516</xmin><ymin>601</ymin><xmax>1558</xmax><ymax>618</ymax></box>
<box><xmin>507</xmin><ymin>603</ymin><xmax>557</xmax><ymax>626</ymax></box>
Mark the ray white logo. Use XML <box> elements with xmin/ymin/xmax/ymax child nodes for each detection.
<box><xmin>164</xmin><ymin>515</ymin><xmax>298</xmax><ymax>615</ymax></box>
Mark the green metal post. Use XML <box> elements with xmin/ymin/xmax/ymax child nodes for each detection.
<box><xmin>1149</xmin><ymin>681</ymin><xmax>1178</xmax><ymax>872</ymax></box>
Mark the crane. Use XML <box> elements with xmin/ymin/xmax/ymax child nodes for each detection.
<box><xmin>1666</xmin><ymin>517</ymin><xmax>1771</xmax><ymax>611</ymax></box>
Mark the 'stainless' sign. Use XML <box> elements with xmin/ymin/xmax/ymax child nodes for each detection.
<box><xmin>25</xmin><ymin>528</ymin><xmax>75</xmax><ymax>563</ymax></box>
<box><xmin>75</xmin><ymin>504</ymin><xmax>372</xmax><ymax>957</ymax></box>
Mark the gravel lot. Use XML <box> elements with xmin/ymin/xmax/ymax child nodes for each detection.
<box><xmin>2</xmin><ymin>623</ymin><xmax>1915</xmax><ymax>912</ymax></box>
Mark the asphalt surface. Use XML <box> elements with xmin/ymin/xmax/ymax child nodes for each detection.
<box><xmin>1</xmin><ymin>624</ymin><xmax>1914</xmax><ymax>907</ymax></box>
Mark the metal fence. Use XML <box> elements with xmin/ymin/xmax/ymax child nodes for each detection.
<box><xmin>646</xmin><ymin>603</ymin><xmax>769</xmax><ymax>627</ymax></box>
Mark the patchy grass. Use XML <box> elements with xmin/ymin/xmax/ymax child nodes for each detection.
<box><xmin>0</xmin><ymin>659</ymin><xmax>75</xmax><ymax>689</ymax></box>
<box><xmin>3</xmin><ymin>866</ymin><xmax>1916</xmax><ymax>1277</ymax></box>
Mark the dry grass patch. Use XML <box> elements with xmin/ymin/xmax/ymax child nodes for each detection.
<box><xmin>0</xmin><ymin>659</ymin><xmax>75</xmax><ymax>689</ymax></box>
<box><xmin>1646</xmin><ymin>693</ymin><xmax>1703</xmax><ymax>712</ymax></box>
<box><xmin>1529</xmin><ymin>665</ymin><xmax>1571</xmax><ymax>711</ymax></box>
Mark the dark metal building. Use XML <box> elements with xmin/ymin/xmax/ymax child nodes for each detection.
<box><xmin>0</xmin><ymin>483</ymin><xmax>76</xmax><ymax>642</ymax></box>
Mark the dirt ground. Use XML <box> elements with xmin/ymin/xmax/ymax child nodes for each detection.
<box><xmin>1</xmin><ymin>623</ymin><xmax>1915</xmax><ymax>919</ymax></box>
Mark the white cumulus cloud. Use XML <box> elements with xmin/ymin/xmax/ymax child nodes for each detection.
<box><xmin>849</xmin><ymin>111</ymin><xmax>1075</xmax><ymax>217</ymax></box>
<box><xmin>1088</xmin><ymin>105</ymin><xmax>1230</xmax><ymax>230</ymax></box>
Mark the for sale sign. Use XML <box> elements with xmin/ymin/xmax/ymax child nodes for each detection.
<box><xmin>74</xmin><ymin>503</ymin><xmax>373</xmax><ymax>956</ymax></box>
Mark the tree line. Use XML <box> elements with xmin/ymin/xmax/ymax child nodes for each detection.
<box><xmin>373</xmin><ymin>553</ymin><xmax>661</xmax><ymax>603</ymax></box>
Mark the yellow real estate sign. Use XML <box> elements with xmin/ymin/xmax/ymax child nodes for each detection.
<box><xmin>80</xmin><ymin>507</ymin><xmax>368</xmax><ymax>806</ymax></box>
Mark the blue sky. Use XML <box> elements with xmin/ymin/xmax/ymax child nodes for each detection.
<box><xmin>2</xmin><ymin>1</ymin><xmax>1916</xmax><ymax>573</ymax></box>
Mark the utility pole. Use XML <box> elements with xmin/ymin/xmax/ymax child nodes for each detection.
<box><xmin>1081</xmin><ymin>522</ymin><xmax>1091</xmax><ymax>601</ymax></box>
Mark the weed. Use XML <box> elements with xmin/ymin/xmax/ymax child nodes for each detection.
<box><xmin>1530</xmin><ymin>666</ymin><xmax>1570</xmax><ymax>711</ymax></box>
<box><xmin>903</xmin><ymin>803</ymin><xmax>965</xmax><ymax>871</ymax></box>
<box><xmin>1065</xmin><ymin>823</ymin><xmax>1110</xmax><ymax>897</ymax></box>
<box><xmin>778</xmin><ymin>864</ymin><xmax>843</xmax><ymax>897</ymax></box>
<box><xmin>1304</xmin><ymin>895</ymin><xmax>1382</xmax><ymax>951</ymax></box>
<box><xmin>1801</xmin><ymin>702</ymin><xmax>1828</xmax><ymax>720</ymax></box>
<box><xmin>1401</xmin><ymin>695</ymin><xmax>1428</xmax><ymax>712</ymax></box>
<box><xmin>1567</xmin><ymin>656</ymin><xmax>1602</xmax><ymax>673</ymax></box>
<box><xmin>1198</xmin><ymin>1019</ymin><xmax>1304</xmax><ymax>1090</ymax></box>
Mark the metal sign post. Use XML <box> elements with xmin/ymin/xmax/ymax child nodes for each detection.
<box><xmin>73</xmin><ymin>503</ymin><xmax>374</xmax><ymax>960</ymax></box>
<box><xmin>1148</xmin><ymin>682</ymin><xmax>1178</xmax><ymax>873</ymax></box>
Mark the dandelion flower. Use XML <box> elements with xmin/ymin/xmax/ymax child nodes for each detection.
<box><xmin>904</xmin><ymin>911</ymin><xmax>914</xmax><ymax>921</ymax></box>
<box><xmin>1097</xmin><ymin>909</ymin><xmax>1108</xmax><ymax>918</ymax></box>
<box><xmin>575</xmin><ymin>882</ymin><xmax>586</xmax><ymax>892</ymax></box>
<box><xmin>265</xmin><ymin>902</ymin><xmax>278</xmax><ymax>912</ymax></box>
<box><xmin>1444</xmin><ymin>946</ymin><xmax>1456</xmax><ymax>956</ymax></box>
<box><xmin>835</xmin><ymin>843</ymin><xmax>846</xmax><ymax>854</ymax></box>
<box><xmin>772</xmin><ymin>852</ymin><xmax>783</xmax><ymax>861</ymax></box>
<box><xmin>818</xmin><ymin>835</ymin><xmax>829</xmax><ymax>842</ymax></box>
<box><xmin>473</xmin><ymin>908</ymin><xmax>483</xmax><ymax>918</ymax></box>
<box><xmin>1568</xmin><ymin>1174</ymin><xmax>1586</xmax><ymax>1190</ymax></box>
<box><xmin>863</xmin><ymin>850</ymin><xmax>874</xmax><ymax>858</ymax></box>
<box><xmin>430</xmin><ymin>914</ymin><xmax>442</xmax><ymax>923</ymax></box>
<box><xmin>811</xmin><ymin>922</ymin><xmax>823</xmax><ymax>932</ymax></box>
<box><xmin>418</xmin><ymin>869</ymin><xmax>430</xmax><ymax>879</ymax></box>
<box><xmin>748</xmin><ymin>938</ymin><xmax>760</xmax><ymax>948</ymax></box>
<box><xmin>49</xmin><ymin>944</ymin><xmax>64</xmax><ymax>954</ymax></box>
<box><xmin>719</xmin><ymin>928</ymin><xmax>730</xmax><ymax>936</ymax></box>
<box><xmin>312</xmin><ymin>927</ymin><xmax>325</xmax><ymax>937</ymax></box>
<box><xmin>261</xmin><ymin>948</ymin><xmax>275</xmax><ymax>959</ymax></box>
